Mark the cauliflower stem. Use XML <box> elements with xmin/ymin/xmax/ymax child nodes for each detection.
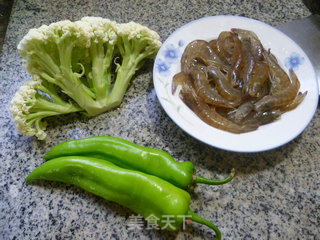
<box><xmin>10</xmin><ymin>17</ymin><xmax>161</xmax><ymax>139</ymax></box>
<box><xmin>108</xmin><ymin>35</ymin><xmax>158</xmax><ymax>109</ymax></box>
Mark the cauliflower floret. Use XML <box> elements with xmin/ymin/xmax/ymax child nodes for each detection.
<box><xmin>116</xmin><ymin>21</ymin><xmax>162</xmax><ymax>48</ymax></box>
<box><xmin>81</xmin><ymin>17</ymin><xmax>117</xmax><ymax>43</ymax></box>
<box><xmin>10</xmin><ymin>76</ymin><xmax>81</xmax><ymax>140</ymax></box>
<box><xmin>10</xmin><ymin>79</ymin><xmax>45</xmax><ymax>139</ymax></box>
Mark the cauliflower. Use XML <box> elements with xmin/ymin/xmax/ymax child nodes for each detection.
<box><xmin>11</xmin><ymin>17</ymin><xmax>161</xmax><ymax>139</ymax></box>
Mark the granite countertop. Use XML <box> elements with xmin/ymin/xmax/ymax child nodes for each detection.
<box><xmin>0</xmin><ymin>0</ymin><xmax>319</xmax><ymax>239</ymax></box>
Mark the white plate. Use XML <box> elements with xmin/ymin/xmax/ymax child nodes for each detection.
<box><xmin>153</xmin><ymin>15</ymin><xmax>319</xmax><ymax>153</ymax></box>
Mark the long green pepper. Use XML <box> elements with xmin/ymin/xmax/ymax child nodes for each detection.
<box><xmin>26</xmin><ymin>156</ymin><xmax>221</xmax><ymax>239</ymax></box>
<box><xmin>44</xmin><ymin>136</ymin><xmax>234</xmax><ymax>188</ymax></box>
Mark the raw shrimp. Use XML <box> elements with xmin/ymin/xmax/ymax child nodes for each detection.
<box><xmin>180</xmin><ymin>40</ymin><xmax>222</xmax><ymax>74</ymax></box>
<box><xmin>254</xmin><ymin>69</ymin><xmax>300</xmax><ymax>112</ymax></box>
<box><xmin>174</xmin><ymin>29</ymin><xmax>306</xmax><ymax>134</ymax></box>
<box><xmin>208</xmin><ymin>39</ymin><xmax>219</xmax><ymax>55</ymax></box>
<box><xmin>244</xmin><ymin>110</ymin><xmax>282</xmax><ymax>125</ymax></box>
<box><xmin>254</xmin><ymin>81</ymin><xmax>270</xmax><ymax>100</ymax></box>
<box><xmin>241</xmin><ymin>38</ymin><xmax>255</xmax><ymax>94</ymax></box>
<box><xmin>231</xmin><ymin>28</ymin><xmax>264</xmax><ymax>60</ymax></box>
<box><xmin>173</xmin><ymin>69</ymin><xmax>257</xmax><ymax>133</ymax></box>
<box><xmin>216</xmin><ymin>31</ymin><xmax>235</xmax><ymax>64</ymax></box>
<box><xmin>190</xmin><ymin>64</ymin><xmax>238</xmax><ymax>108</ymax></box>
<box><xmin>227</xmin><ymin>33</ymin><xmax>244</xmax><ymax>87</ymax></box>
<box><xmin>172</xmin><ymin>72</ymin><xmax>193</xmax><ymax>95</ymax></box>
<box><xmin>280</xmin><ymin>91</ymin><xmax>307</xmax><ymax>111</ymax></box>
<box><xmin>227</xmin><ymin>102</ymin><xmax>254</xmax><ymax>123</ymax></box>
<box><xmin>207</xmin><ymin>39</ymin><xmax>231</xmax><ymax>72</ymax></box>
<box><xmin>207</xmin><ymin>65</ymin><xmax>242</xmax><ymax>102</ymax></box>
<box><xmin>180</xmin><ymin>90</ymin><xmax>258</xmax><ymax>133</ymax></box>
<box><xmin>263</xmin><ymin>51</ymin><xmax>290</xmax><ymax>94</ymax></box>
<box><xmin>249</xmin><ymin>62</ymin><xmax>269</xmax><ymax>97</ymax></box>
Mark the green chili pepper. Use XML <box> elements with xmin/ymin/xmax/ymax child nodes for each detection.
<box><xmin>26</xmin><ymin>156</ymin><xmax>221</xmax><ymax>239</ymax></box>
<box><xmin>44</xmin><ymin>136</ymin><xmax>234</xmax><ymax>189</ymax></box>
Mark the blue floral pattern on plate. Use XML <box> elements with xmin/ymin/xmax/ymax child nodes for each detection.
<box><xmin>156</xmin><ymin>40</ymin><xmax>184</xmax><ymax>76</ymax></box>
<box><xmin>155</xmin><ymin>58</ymin><xmax>170</xmax><ymax>77</ymax></box>
<box><xmin>285</xmin><ymin>52</ymin><xmax>304</xmax><ymax>70</ymax></box>
<box><xmin>162</xmin><ymin>43</ymin><xmax>181</xmax><ymax>63</ymax></box>
<box><xmin>154</xmin><ymin>40</ymin><xmax>192</xmax><ymax>118</ymax></box>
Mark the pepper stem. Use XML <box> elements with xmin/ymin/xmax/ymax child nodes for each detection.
<box><xmin>187</xmin><ymin>209</ymin><xmax>221</xmax><ymax>240</ymax></box>
<box><xmin>195</xmin><ymin>168</ymin><xmax>235</xmax><ymax>185</ymax></box>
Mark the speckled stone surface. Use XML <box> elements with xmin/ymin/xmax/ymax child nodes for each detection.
<box><xmin>0</xmin><ymin>0</ymin><xmax>319</xmax><ymax>239</ymax></box>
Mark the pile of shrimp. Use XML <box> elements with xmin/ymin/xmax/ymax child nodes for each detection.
<box><xmin>172</xmin><ymin>28</ymin><xmax>307</xmax><ymax>134</ymax></box>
